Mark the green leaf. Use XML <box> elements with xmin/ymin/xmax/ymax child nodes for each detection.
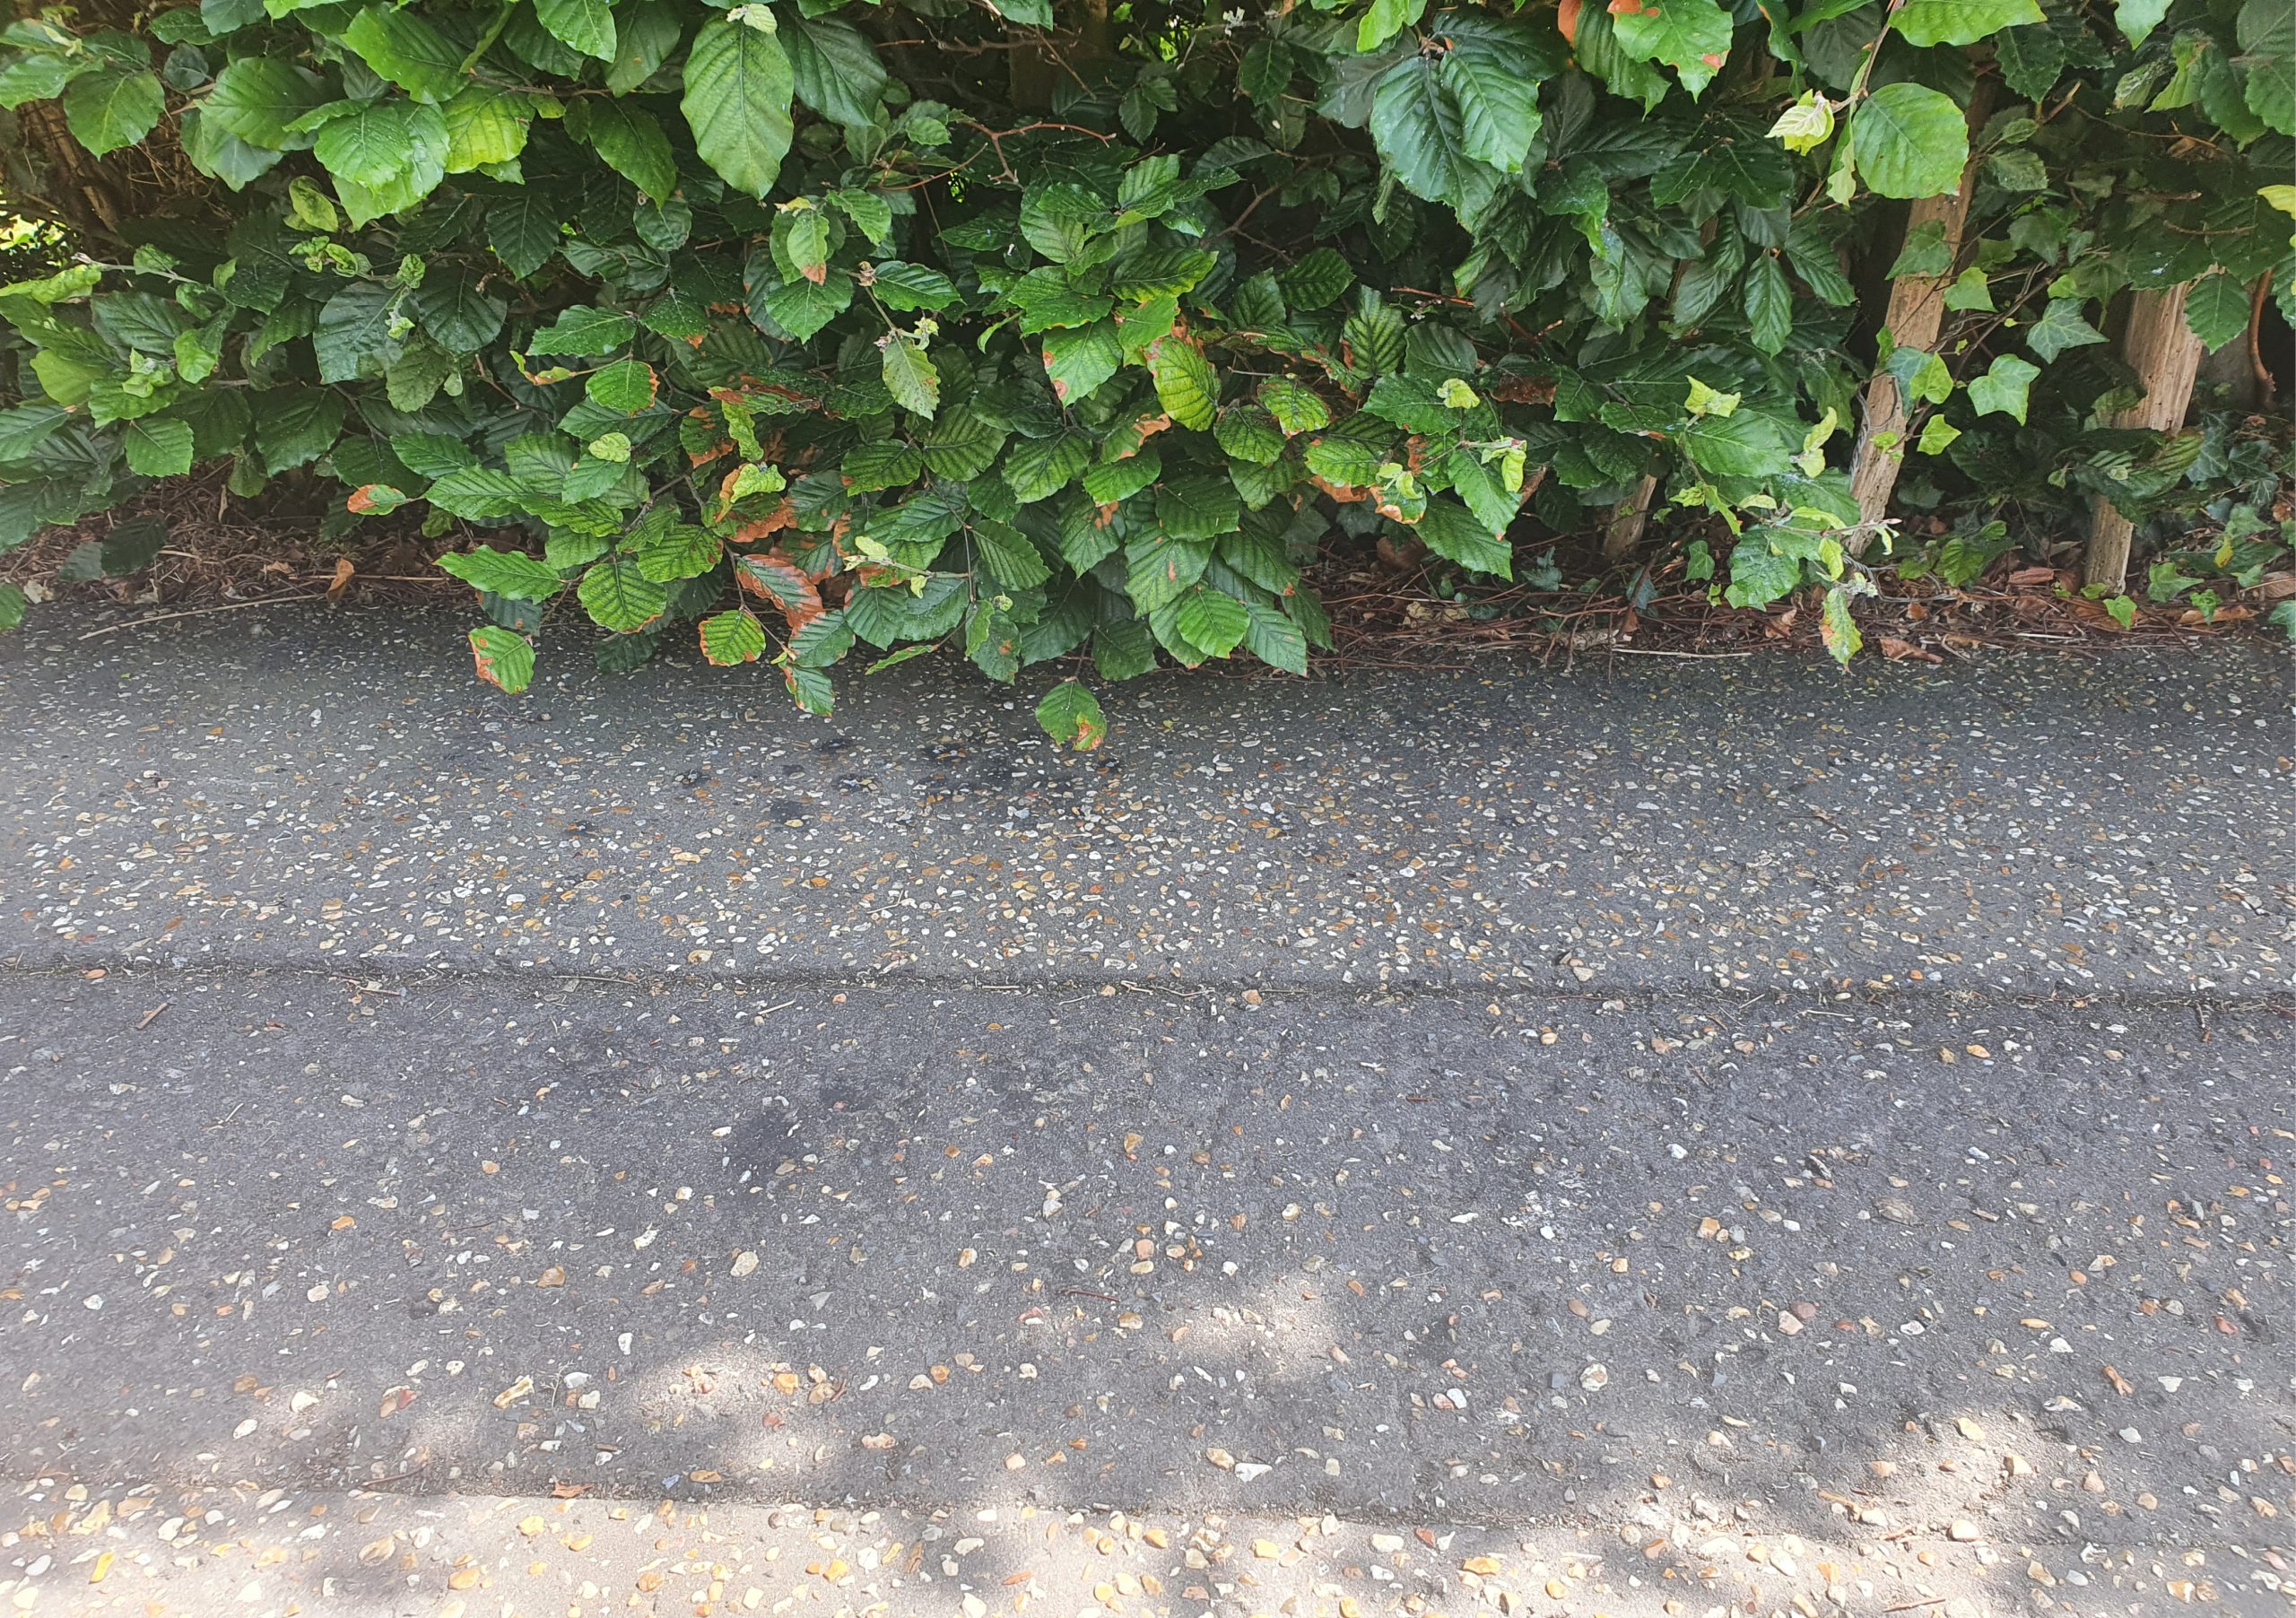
<box><xmin>1042</xmin><ymin>321</ymin><xmax>1122</xmax><ymax>405</ymax></box>
<box><xmin>1968</xmin><ymin>352</ymin><xmax>2040</xmax><ymax>422</ymax></box>
<box><xmin>2183</xmin><ymin>273</ymin><xmax>2250</xmax><ymax>352</ymax></box>
<box><xmin>841</xmin><ymin>440</ymin><xmax>924</xmax><ymax>491</ymax></box>
<box><xmin>2026</xmin><ymin>297</ymin><xmax>2106</xmax><ymax>362</ymax></box>
<box><xmin>204</xmin><ymin>56</ymin><xmax>326</xmax><ymax>148</ymax></box>
<box><xmin>439</xmin><ymin>544</ymin><xmax>566</xmax><ymax>599</ymax></box>
<box><xmin>1240</xmin><ymin>600</ymin><xmax>1309</xmax><ymax>674</ymax></box>
<box><xmin>1145</xmin><ymin>334</ymin><xmax>1219</xmax><ymax>431</ymax></box>
<box><xmin>1126</xmin><ymin>531</ymin><xmax>1213</xmax><ymax>610</ymax></box>
<box><xmin>1680</xmin><ymin>409</ymin><xmax>1794</xmax><ymax>475</ymax></box>
<box><xmin>581</xmin><ymin>99</ymin><xmax>677</xmax><ymax>201</ymax></box>
<box><xmin>1155</xmin><ymin>475</ymin><xmax>1240</xmax><ymax>541</ymax></box>
<box><xmin>1442</xmin><ymin>21</ymin><xmax>1548</xmax><ymax>167</ymax></box>
<box><xmin>314</xmin><ymin>281</ymin><xmax>401</xmax><ymax>383</ymax></box>
<box><xmin>314</xmin><ymin>99</ymin><xmax>447</xmax><ymax>192</ymax></box>
<box><xmin>1176</xmin><ymin>588</ymin><xmax>1250</xmax><ymax>657</ymax></box>
<box><xmin>487</xmin><ymin>191</ymin><xmax>564</xmax><ymax>278</ymax></box>
<box><xmin>1820</xmin><ymin>585</ymin><xmax>1861</xmax><ymax>665</ymax></box>
<box><xmin>1609</xmin><ymin>0</ymin><xmax>1735</xmax><ymax>97</ymax></box>
<box><xmin>531</xmin><ymin>306</ymin><xmax>637</xmax><ymax>357</ymax></box>
<box><xmin>1849</xmin><ymin>82</ymin><xmax>1969</xmax><ymax>199</ymax></box>
<box><xmin>700</xmin><ymin>609</ymin><xmax>769</xmax><ymax>665</ymax></box>
<box><xmin>1006</xmin><ymin>266</ymin><xmax>1113</xmax><ymax>333</ymax></box>
<box><xmin>1915</xmin><ymin>413</ymin><xmax>1960</xmax><ymax>454</ymax></box>
<box><xmin>1891</xmin><ymin>0</ymin><xmax>2041</xmax><ymax>48</ymax></box>
<box><xmin>682</xmin><ymin>13</ymin><xmax>795</xmax><ymax>199</ymax></box>
<box><xmin>587</xmin><ymin>358</ymin><xmax>659</xmax><ymax>413</ymax></box>
<box><xmin>469</xmin><ymin>625</ymin><xmax>535</xmax><ymax>693</ymax></box>
<box><xmin>1416</xmin><ymin>495</ymin><xmax>1511</xmax><ymax>577</ymax></box>
<box><xmin>0</xmin><ymin>581</ymin><xmax>25</xmax><ymax>633</ymax></box>
<box><xmin>1370</xmin><ymin>54</ymin><xmax>1499</xmax><ymax>219</ymax></box>
<box><xmin>1275</xmin><ymin>248</ymin><xmax>1350</xmax><ymax>311</ymax></box>
<box><xmin>537</xmin><ymin>0</ymin><xmax>615</xmax><ymax>59</ymax></box>
<box><xmin>63</xmin><ymin>67</ymin><xmax>164</xmax><ymax>155</ymax></box>
<box><xmin>344</xmin><ymin>4</ymin><xmax>465</xmax><ymax>102</ymax></box>
<box><xmin>755</xmin><ymin>268</ymin><xmax>853</xmax><ymax>340</ymax></box>
<box><xmin>1743</xmin><ymin>253</ymin><xmax>1792</xmax><ymax>354</ymax></box>
<box><xmin>1035</xmin><ymin>681</ymin><xmax>1107</xmax><ymax>750</ymax></box>
<box><xmin>1995</xmin><ymin>24</ymin><xmax>2065</xmax><ymax>100</ymax></box>
<box><xmin>1004</xmin><ymin>431</ymin><xmax>1091</xmax><ymax>502</ymax></box>
<box><xmin>1082</xmin><ymin>449</ymin><xmax>1161</xmax><ymax>505</ymax></box>
<box><xmin>868</xmin><ymin>261</ymin><xmax>958</xmax><ymax>311</ymax></box>
<box><xmin>124</xmin><ymin>416</ymin><xmax>195</xmax><ymax>476</ymax></box>
<box><xmin>578</xmin><ymin>555</ymin><xmax>670</xmax><ymax>631</ymax></box>
<box><xmin>1342</xmin><ymin>288</ymin><xmax>1405</xmax><ymax>376</ymax></box>
<box><xmin>1214</xmin><ymin>404</ymin><xmax>1286</xmax><ymax>465</ymax></box>
<box><xmin>2114</xmin><ymin>0</ymin><xmax>2170</xmax><ymax>46</ymax></box>
<box><xmin>881</xmin><ymin>335</ymin><xmax>940</xmax><ymax>417</ymax></box>
<box><xmin>1259</xmin><ymin>378</ymin><xmax>1332</xmax><ymax>435</ymax></box>
<box><xmin>782</xmin><ymin>13</ymin><xmax>886</xmax><ymax>128</ymax></box>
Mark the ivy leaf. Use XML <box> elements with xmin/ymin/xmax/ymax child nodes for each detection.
<box><xmin>1608</xmin><ymin>0</ymin><xmax>1735</xmax><ymax>97</ymax></box>
<box><xmin>1034</xmin><ymin>681</ymin><xmax>1107</xmax><ymax>750</ymax></box>
<box><xmin>682</xmin><ymin>13</ymin><xmax>795</xmax><ymax>199</ymax></box>
<box><xmin>881</xmin><ymin>335</ymin><xmax>940</xmax><ymax>418</ymax></box>
<box><xmin>1891</xmin><ymin>0</ymin><xmax>2041</xmax><ymax>48</ymax></box>
<box><xmin>1849</xmin><ymin>82</ymin><xmax>1969</xmax><ymax>199</ymax></box>
<box><xmin>1967</xmin><ymin>352</ymin><xmax>2040</xmax><ymax>422</ymax></box>
<box><xmin>2182</xmin><ymin>272</ymin><xmax>2250</xmax><ymax>352</ymax></box>
<box><xmin>469</xmin><ymin>625</ymin><xmax>535</xmax><ymax>693</ymax></box>
<box><xmin>699</xmin><ymin>609</ymin><xmax>769</xmax><ymax>665</ymax></box>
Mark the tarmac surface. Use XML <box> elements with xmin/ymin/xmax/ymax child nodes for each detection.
<box><xmin>0</xmin><ymin>608</ymin><xmax>2290</xmax><ymax>1616</ymax></box>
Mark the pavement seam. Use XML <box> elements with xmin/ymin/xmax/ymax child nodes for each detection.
<box><xmin>4</xmin><ymin>953</ymin><xmax>2292</xmax><ymax>1020</ymax></box>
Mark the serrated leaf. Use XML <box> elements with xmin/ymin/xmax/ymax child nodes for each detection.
<box><xmin>578</xmin><ymin>554</ymin><xmax>670</xmax><ymax>631</ymax></box>
<box><xmin>1004</xmin><ymin>430</ymin><xmax>1092</xmax><ymax>502</ymax></box>
<box><xmin>1743</xmin><ymin>253</ymin><xmax>1793</xmax><ymax>354</ymax></box>
<box><xmin>1609</xmin><ymin>0</ymin><xmax>1734</xmax><ymax>98</ymax></box>
<box><xmin>1891</xmin><ymin>0</ymin><xmax>2041</xmax><ymax>47</ymax></box>
<box><xmin>881</xmin><ymin>335</ymin><xmax>940</xmax><ymax>418</ymax></box>
<box><xmin>1144</xmin><ymin>333</ymin><xmax>1219</xmax><ymax>431</ymax></box>
<box><xmin>2182</xmin><ymin>272</ymin><xmax>2249</xmax><ymax>352</ymax></box>
<box><xmin>1035</xmin><ymin>681</ymin><xmax>1106</xmax><ymax>750</ymax></box>
<box><xmin>586</xmin><ymin>358</ymin><xmax>658</xmax><ymax>414</ymax></box>
<box><xmin>1849</xmin><ymin>82</ymin><xmax>1968</xmax><ymax>199</ymax></box>
<box><xmin>1215</xmin><ymin>404</ymin><xmax>1286</xmax><ymax>464</ymax></box>
<box><xmin>1082</xmin><ymin>448</ymin><xmax>1161</xmax><ymax>505</ymax></box>
<box><xmin>124</xmin><ymin>416</ymin><xmax>196</xmax><ymax>476</ymax></box>
<box><xmin>1416</xmin><ymin>495</ymin><xmax>1511</xmax><ymax>577</ymax></box>
<box><xmin>1259</xmin><ymin>378</ymin><xmax>1333</xmax><ymax>435</ymax></box>
<box><xmin>733</xmin><ymin>551</ymin><xmax>824</xmax><ymax>622</ymax></box>
<box><xmin>842</xmin><ymin>440</ymin><xmax>923</xmax><ymax>491</ymax></box>
<box><xmin>1275</xmin><ymin>248</ymin><xmax>1352</xmax><ymax>312</ymax></box>
<box><xmin>868</xmin><ymin>261</ymin><xmax>959</xmax><ymax>312</ymax></box>
<box><xmin>537</xmin><ymin>0</ymin><xmax>615</xmax><ymax>58</ymax></box>
<box><xmin>1155</xmin><ymin>475</ymin><xmax>1240</xmax><ymax>541</ymax></box>
<box><xmin>439</xmin><ymin>544</ymin><xmax>565</xmax><ymax>599</ymax></box>
<box><xmin>469</xmin><ymin>625</ymin><xmax>535</xmax><ymax>693</ymax></box>
<box><xmin>1042</xmin><ymin>321</ymin><xmax>1122</xmax><ymax>405</ymax></box>
<box><xmin>1240</xmin><ymin>599</ymin><xmax>1309</xmax><ymax>674</ymax></box>
<box><xmin>1343</xmin><ymin>288</ymin><xmax>1405</xmax><ymax>376</ymax></box>
<box><xmin>1126</xmin><ymin>530</ymin><xmax>1212</xmax><ymax>610</ymax></box>
<box><xmin>64</xmin><ymin>67</ymin><xmax>164</xmax><ymax>155</ymax></box>
<box><xmin>682</xmin><ymin>14</ymin><xmax>795</xmax><ymax>199</ymax></box>
<box><xmin>1176</xmin><ymin>588</ymin><xmax>1250</xmax><ymax>657</ymax></box>
<box><xmin>700</xmin><ymin>609</ymin><xmax>768</xmax><ymax>665</ymax></box>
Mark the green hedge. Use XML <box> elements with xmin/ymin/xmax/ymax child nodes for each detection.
<box><xmin>0</xmin><ymin>0</ymin><xmax>2289</xmax><ymax>738</ymax></box>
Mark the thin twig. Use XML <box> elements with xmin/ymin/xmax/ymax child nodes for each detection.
<box><xmin>78</xmin><ymin>596</ymin><xmax>323</xmax><ymax>639</ymax></box>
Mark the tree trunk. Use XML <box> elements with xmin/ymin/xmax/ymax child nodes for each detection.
<box><xmin>2084</xmin><ymin>283</ymin><xmax>2207</xmax><ymax>593</ymax></box>
<box><xmin>1601</xmin><ymin>474</ymin><xmax>1658</xmax><ymax>564</ymax></box>
<box><xmin>1845</xmin><ymin>84</ymin><xmax>1992</xmax><ymax>551</ymax></box>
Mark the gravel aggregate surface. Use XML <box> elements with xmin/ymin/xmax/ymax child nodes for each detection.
<box><xmin>1</xmin><ymin>611</ymin><xmax>2291</xmax><ymax>1617</ymax></box>
<box><xmin>2</xmin><ymin>610</ymin><xmax>2288</xmax><ymax>993</ymax></box>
